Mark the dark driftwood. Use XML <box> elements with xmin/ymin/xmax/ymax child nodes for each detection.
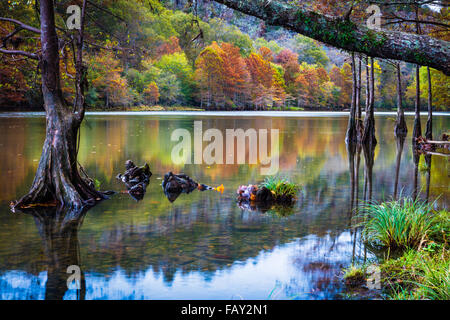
<box><xmin>116</xmin><ymin>160</ymin><xmax>152</xmax><ymax>201</ymax></box>
<box><xmin>162</xmin><ymin>172</ymin><xmax>209</xmax><ymax>203</ymax></box>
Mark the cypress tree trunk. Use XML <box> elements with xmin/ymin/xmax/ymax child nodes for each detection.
<box><xmin>425</xmin><ymin>67</ymin><xmax>433</xmax><ymax>140</ymax></box>
<box><xmin>394</xmin><ymin>62</ymin><xmax>407</xmax><ymax>137</ymax></box>
<box><xmin>12</xmin><ymin>0</ymin><xmax>108</xmax><ymax>211</ymax></box>
<box><xmin>356</xmin><ymin>54</ymin><xmax>363</xmax><ymax>141</ymax></box>
<box><xmin>412</xmin><ymin>8</ymin><xmax>422</xmax><ymax>143</ymax></box>
<box><xmin>362</xmin><ymin>57</ymin><xmax>377</xmax><ymax>147</ymax></box>
<box><xmin>412</xmin><ymin>64</ymin><xmax>422</xmax><ymax>142</ymax></box>
<box><xmin>346</xmin><ymin>52</ymin><xmax>357</xmax><ymax>145</ymax></box>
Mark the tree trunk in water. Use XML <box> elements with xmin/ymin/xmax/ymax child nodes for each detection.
<box><xmin>356</xmin><ymin>55</ymin><xmax>363</xmax><ymax>142</ymax></box>
<box><xmin>394</xmin><ymin>62</ymin><xmax>407</xmax><ymax>137</ymax></box>
<box><xmin>412</xmin><ymin>64</ymin><xmax>422</xmax><ymax>143</ymax></box>
<box><xmin>425</xmin><ymin>67</ymin><xmax>433</xmax><ymax>140</ymax></box>
<box><xmin>412</xmin><ymin>10</ymin><xmax>422</xmax><ymax>144</ymax></box>
<box><xmin>365</xmin><ymin>56</ymin><xmax>370</xmax><ymax>115</ymax></box>
<box><xmin>362</xmin><ymin>57</ymin><xmax>377</xmax><ymax>147</ymax></box>
<box><xmin>12</xmin><ymin>0</ymin><xmax>107</xmax><ymax>211</ymax></box>
<box><xmin>346</xmin><ymin>52</ymin><xmax>357</xmax><ymax>146</ymax></box>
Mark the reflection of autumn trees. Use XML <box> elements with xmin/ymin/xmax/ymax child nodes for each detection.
<box><xmin>0</xmin><ymin>118</ymin><xmax>44</xmax><ymax>202</ymax></box>
<box><xmin>1</xmin><ymin>116</ymin><xmax>448</xmax><ymax>205</ymax></box>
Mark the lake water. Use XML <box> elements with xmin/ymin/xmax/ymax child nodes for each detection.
<box><xmin>0</xmin><ymin>112</ymin><xmax>448</xmax><ymax>300</ymax></box>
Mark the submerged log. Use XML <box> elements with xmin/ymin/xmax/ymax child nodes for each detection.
<box><xmin>162</xmin><ymin>172</ymin><xmax>220</xmax><ymax>202</ymax></box>
<box><xmin>414</xmin><ymin>135</ymin><xmax>450</xmax><ymax>154</ymax></box>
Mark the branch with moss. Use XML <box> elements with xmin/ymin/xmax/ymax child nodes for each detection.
<box><xmin>212</xmin><ymin>0</ymin><xmax>450</xmax><ymax>75</ymax></box>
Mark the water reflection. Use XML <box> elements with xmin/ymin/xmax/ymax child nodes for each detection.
<box><xmin>0</xmin><ymin>114</ymin><xmax>448</xmax><ymax>300</ymax></box>
<box><xmin>8</xmin><ymin>206</ymin><xmax>90</xmax><ymax>300</ymax></box>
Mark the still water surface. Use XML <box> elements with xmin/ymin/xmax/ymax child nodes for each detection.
<box><xmin>0</xmin><ymin>112</ymin><xmax>448</xmax><ymax>299</ymax></box>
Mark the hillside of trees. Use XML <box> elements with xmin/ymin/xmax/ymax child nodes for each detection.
<box><xmin>0</xmin><ymin>0</ymin><xmax>448</xmax><ymax>111</ymax></box>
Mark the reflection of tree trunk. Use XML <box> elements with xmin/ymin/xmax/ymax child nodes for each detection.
<box><xmin>425</xmin><ymin>154</ymin><xmax>432</xmax><ymax>202</ymax></box>
<box><xmin>351</xmin><ymin>144</ymin><xmax>361</xmax><ymax>264</ymax></box>
<box><xmin>26</xmin><ymin>207</ymin><xmax>88</xmax><ymax>300</ymax></box>
<box><xmin>363</xmin><ymin>143</ymin><xmax>375</xmax><ymax>203</ymax></box>
<box><xmin>362</xmin><ymin>143</ymin><xmax>374</xmax><ymax>264</ymax></box>
<box><xmin>425</xmin><ymin>67</ymin><xmax>433</xmax><ymax>140</ymax></box>
<box><xmin>393</xmin><ymin>135</ymin><xmax>405</xmax><ymax>200</ymax></box>
<box><xmin>412</xmin><ymin>149</ymin><xmax>420</xmax><ymax>201</ymax></box>
<box><xmin>347</xmin><ymin>142</ymin><xmax>356</xmax><ymax>222</ymax></box>
<box><xmin>394</xmin><ymin>63</ymin><xmax>407</xmax><ymax>137</ymax></box>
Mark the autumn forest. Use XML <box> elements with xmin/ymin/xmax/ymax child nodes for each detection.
<box><xmin>1</xmin><ymin>0</ymin><xmax>448</xmax><ymax>111</ymax></box>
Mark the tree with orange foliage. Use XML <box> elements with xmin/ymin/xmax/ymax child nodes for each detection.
<box><xmin>155</xmin><ymin>36</ymin><xmax>182</xmax><ymax>60</ymax></box>
<box><xmin>195</xmin><ymin>42</ymin><xmax>225</xmax><ymax>108</ymax></box>
<box><xmin>330</xmin><ymin>64</ymin><xmax>352</xmax><ymax>107</ymax></box>
<box><xmin>220</xmin><ymin>42</ymin><xmax>250</xmax><ymax>108</ymax></box>
<box><xmin>258</xmin><ymin>46</ymin><xmax>273</xmax><ymax>62</ymax></box>
<box><xmin>196</xmin><ymin>41</ymin><xmax>251</xmax><ymax>109</ymax></box>
<box><xmin>88</xmin><ymin>49</ymin><xmax>131</xmax><ymax>108</ymax></box>
<box><xmin>246</xmin><ymin>52</ymin><xmax>286</xmax><ymax>109</ymax></box>
<box><xmin>0</xmin><ymin>59</ymin><xmax>30</xmax><ymax>105</ymax></box>
<box><xmin>143</xmin><ymin>82</ymin><xmax>160</xmax><ymax>105</ymax></box>
<box><xmin>275</xmin><ymin>49</ymin><xmax>300</xmax><ymax>86</ymax></box>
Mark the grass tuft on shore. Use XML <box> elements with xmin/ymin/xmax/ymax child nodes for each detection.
<box><xmin>359</xmin><ymin>197</ymin><xmax>447</xmax><ymax>250</ymax></box>
<box><xmin>381</xmin><ymin>246</ymin><xmax>449</xmax><ymax>300</ymax></box>
<box><xmin>353</xmin><ymin>197</ymin><xmax>449</xmax><ymax>300</ymax></box>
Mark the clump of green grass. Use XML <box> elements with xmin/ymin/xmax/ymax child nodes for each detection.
<box><xmin>359</xmin><ymin>198</ymin><xmax>443</xmax><ymax>250</ymax></box>
<box><xmin>343</xmin><ymin>265</ymin><xmax>366</xmax><ymax>287</ymax></box>
<box><xmin>381</xmin><ymin>247</ymin><xmax>449</xmax><ymax>300</ymax></box>
<box><xmin>261</xmin><ymin>177</ymin><xmax>300</xmax><ymax>202</ymax></box>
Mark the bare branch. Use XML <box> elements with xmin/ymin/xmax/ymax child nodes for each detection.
<box><xmin>0</xmin><ymin>17</ymin><xmax>41</xmax><ymax>34</ymax></box>
<box><xmin>0</xmin><ymin>48</ymin><xmax>39</xmax><ymax>59</ymax></box>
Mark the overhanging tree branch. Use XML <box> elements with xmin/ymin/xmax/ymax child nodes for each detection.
<box><xmin>212</xmin><ymin>0</ymin><xmax>450</xmax><ymax>75</ymax></box>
